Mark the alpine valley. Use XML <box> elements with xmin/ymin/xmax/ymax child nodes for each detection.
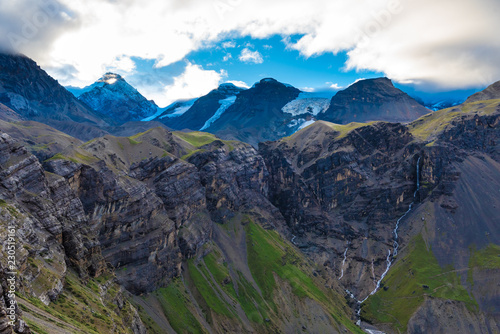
<box><xmin>1</xmin><ymin>52</ymin><xmax>499</xmax><ymax>334</ymax></box>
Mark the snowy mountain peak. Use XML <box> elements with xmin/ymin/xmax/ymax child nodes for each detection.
<box><xmin>97</xmin><ymin>72</ymin><xmax>124</xmax><ymax>85</ymax></box>
<box><xmin>250</xmin><ymin>78</ymin><xmax>298</xmax><ymax>91</ymax></box>
<box><xmin>78</xmin><ymin>73</ymin><xmax>157</xmax><ymax>124</ymax></box>
<box><xmin>215</xmin><ymin>82</ymin><xmax>245</xmax><ymax>95</ymax></box>
<box><xmin>218</xmin><ymin>82</ymin><xmax>238</xmax><ymax>89</ymax></box>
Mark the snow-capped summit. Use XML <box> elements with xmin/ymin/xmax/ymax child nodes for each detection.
<box><xmin>151</xmin><ymin>82</ymin><xmax>246</xmax><ymax>131</ymax></box>
<box><xmin>97</xmin><ymin>72</ymin><xmax>123</xmax><ymax>85</ymax></box>
<box><xmin>78</xmin><ymin>72</ymin><xmax>158</xmax><ymax>124</ymax></box>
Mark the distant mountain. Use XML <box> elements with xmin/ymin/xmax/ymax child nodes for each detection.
<box><xmin>319</xmin><ymin>77</ymin><xmax>430</xmax><ymax>124</ymax></box>
<box><xmin>0</xmin><ymin>53</ymin><xmax>109</xmax><ymax>140</ymax></box>
<box><xmin>78</xmin><ymin>73</ymin><xmax>158</xmax><ymax>124</ymax></box>
<box><xmin>465</xmin><ymin>80</ymin><xmax>500</xmax><ymax>103</ymax></box>
<box><xmin>148</xmin><ymin>80</ymin><xmax>328</xmax><ymax>146</ymax></box>
<box><xmin>424</xmin><ymin>99</ymin><xmax>463</xmax><ymax>111</ymax></box>
<box><xmin>154</xmin><ymin>83</ymin><xmax>245</xmax><ymax>130</ymax></box>
<box><xmin>205</xmin><ymin>78</ymin><xmax>302</xmax><ymax>146</ymax></box>
<box><xmin>142</xmin><ymin>98</ymin><xmax>196</xmax><ymax>122</ymax></box>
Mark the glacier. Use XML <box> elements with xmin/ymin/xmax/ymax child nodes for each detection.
<box><xmin>200</xmin><ymin>95</ymin><xmax>237</xmax><ymax>131</ymax></box>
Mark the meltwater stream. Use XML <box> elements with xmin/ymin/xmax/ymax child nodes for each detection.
<box><xmin>346</xmin><ymin>157</ymin><xmax>421</xmax><ymax>329</ymax></box>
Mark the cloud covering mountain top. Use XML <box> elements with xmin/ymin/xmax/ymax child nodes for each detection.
<box><xmin>1</xmin><ymin>0</ymin><xmax>499</xmax><ymax>103</ymax></box>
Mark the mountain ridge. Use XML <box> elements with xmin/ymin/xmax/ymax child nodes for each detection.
<box><xmin>319</xmin><ymin>77</ymin><xmax>430</xmax><ymax>124</ymax></box>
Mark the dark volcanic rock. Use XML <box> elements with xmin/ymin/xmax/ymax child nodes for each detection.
<box><xmin>186</xmin><ymin>140</ymin><xmax>284</xmax><ymax>229</ymax></box>
<box><xmin>130</xmin><ymin>156</ymin><xmax>211</xmax><ymax>258</ymax></box>
<box><xmin>0</xmin><ymin>132</ymin><xmax>104</xmax><ymax>303</ymax></box>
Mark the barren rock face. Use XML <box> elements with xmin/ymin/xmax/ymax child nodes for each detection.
<box><xmin>45</xmin><ymin>158</ymin><xmax>181</xmax><ymax>294</ymax></box>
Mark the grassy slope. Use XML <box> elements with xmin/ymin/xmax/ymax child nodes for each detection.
<box><xmin>409</xmin><ymin>98</ymin><xmax>500</xmax><ymax>141</ymax></box>
<box><xmin>468</xmin><ymin>243</ymin><xmax>500</xmax><ymax>286</ymax></box>
<box><xmin>282</xmin><ymin>120</ymin><xmax>374</xmax><ymax>145</ymax></box>
<box><xmin>469</xmin><ymin>244</ymin><xmax>500</xmax><ymax>270</ymax></box>
<box><xmin>244</xmin><ymin>219</ymin><xmax>363</xmax><ymax>333</ymax></box>
<box><xmin>19</xmin><ymin>271</ymin><xmax>138</xmax><ymax>334</ymax></box>
<box><xmin>153</xmin><ymin>279</ymin><xmax>206</xmax><ymax>334</ymax></box>
<box><xmin>362</xmin><ymin>234</ymin><xmax>477</xmax><ymax>332</ymax></box>
<box><xmin>173</xmin><ymin>131</ymin><xmax>240</xmax><ymax>160</ymax></box>
<box><xmin>138</xmin><ymin>218</ymin><xmax>363</xmax><ymax>333</ymax></box>
<box><xmin>0</xmin><ymin>120</ymin><xmax>83</xmax><ymax>158</ymax></box>
<box><xmin>173</xmin><ymin>131</ymin><xmax>218</xmax><ymax>147</ymax></box>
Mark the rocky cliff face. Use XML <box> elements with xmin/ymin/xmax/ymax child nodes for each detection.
<box><xmin>259</xmin><ymin>121</ymin><xmax>422</xmax><ymax>298</ymax></box>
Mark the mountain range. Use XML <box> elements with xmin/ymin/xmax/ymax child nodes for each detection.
<box><xmin>150</xmin><ymin>77</ymin><xmax>430</xmax><ymax>146</ymax></box>
<box><xmin>0</xmin><ymin>52</ymin><xmax>499</xmax><ymax>334</ymax></box>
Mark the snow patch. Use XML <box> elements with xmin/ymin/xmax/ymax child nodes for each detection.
<box><xmin>297</xmin><ymin>120</ymin><xmax>315</xmax><ymax>130</ymax></box>
<box><xmin>282</xmin><ymin>95</ymin><xmax>330</xmax><ymax>116</ymax></box>
<box><xmin>142</xmin><ymin>99</ymin><xmax>196</xmax><ymax>121</ymax></box>
<box><xmin>200</xmin><ymin>96</ymin><xmax>237</xmax><ymax>131</ymax></box>
<box><xmin>160</xmin><ymin>104</ymin><xmax>193</xmax><ymax>119</ymax></box>
<box><xmin>288</xmin><ymin>118</ymin><xmax>316</xmax><ymax>132</ymax></box>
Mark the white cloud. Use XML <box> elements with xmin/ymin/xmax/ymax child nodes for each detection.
<box><xmin>238</xmin><ymin>48</ymin><xmax>263</xmax><ymax>64</ymax></box>
<box><xmin>227</xmin><ymin>80</ymin><xmax>250</xmax><ymax>89</ymax></box>
<box><xmin>155</xmin><ymin>62</ymin><xmax>225</xmax><ymax>107</ymax></box>
<box><xmin>301</xmin><ymin>87</ymin><xmax>315</xmax><ymax>92</ymax></box>
<box><xmin>108</xmin><ymin>56</ymin><xmax>136</xmax><ymax>73</ymax></box>
<box><xmin>4</xmin><ymin>0</ymin><xmax>499</xmax><ymax>94</ymax></box>
<box><xmin>222</xmin><ymin>53</ymin><xmax>232</xmax><ymax>62</ymax></box>
<box><xmin>329</xmin><ymin>83</ymin><xmax>342</xmax><ymax>90</ymax></box>
<box><xmin>222</xmin><ymin>41</ymin><xmax>236</xmax><ymax>48</ymax></box>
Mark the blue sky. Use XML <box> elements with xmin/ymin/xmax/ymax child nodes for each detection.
<box><xmin>120</xmin><ymin>34</ymin><xmax>480</xmax><ymax>107</ymax></box>
<box><xmin>2</xmin><ymin>0</ymin><xmax>498</xmax><ymax>107</ymax></box>
<box><xmin>120</xmin><ymin>35</ymin><xmax>388</xmax><ymax>106</ymax></box>
<box><xmin>187</xmin><ymin>35</ymin><xmax>379</xmax><ymax>90</ymax></box>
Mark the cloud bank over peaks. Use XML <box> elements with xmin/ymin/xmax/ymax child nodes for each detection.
<box><xmin>1</xmin><ymin>0</ymin><xmax>499</xmax><ymax>97</ymax></box>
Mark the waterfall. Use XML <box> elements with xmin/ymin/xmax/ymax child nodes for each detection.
<box><xmin>365</xmin><ymin>156</ymin><xmax>421</xmax><ymax>297</ymax></box>
<box><xmin>345</xmin><ymin>156</ymin><xmax>421</xmax><ymax>329</ymax></box>
<box><xmin>338</xmin><ymin>246</ymin><xmax>349</xmax><ymax>280</ymax></box>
